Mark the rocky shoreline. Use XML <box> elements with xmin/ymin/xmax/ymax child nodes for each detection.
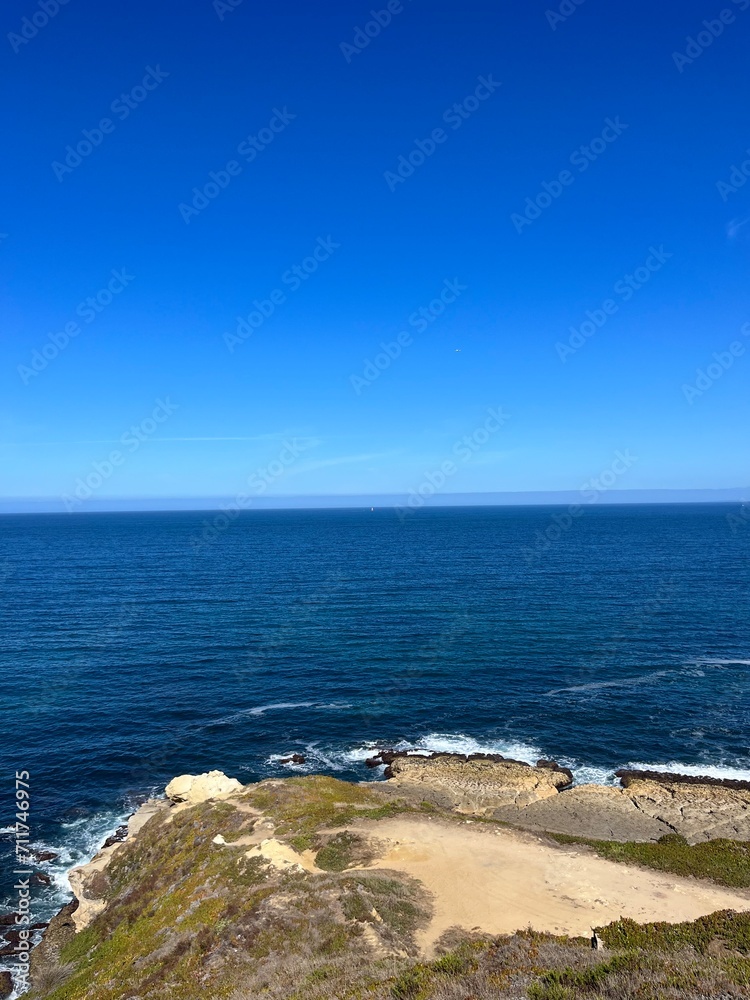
<box><xmin>8</xmin><ymin>754</ymin><xmax>750</xmax><ymax>998</ymax></box>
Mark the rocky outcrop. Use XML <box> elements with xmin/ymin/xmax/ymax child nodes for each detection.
<box><xmin>165</xmin><ymin>770</ymin><xmax>244</xmax><ymax>805</ymax></box>
<box><xmin>494</xmin><ymin>784</ymin><xmax>673</xmax><ymax>842</ymax></box>
<box><xmin>384</xmin><ymin>754</ymin><xmax>570</xmax><ymax>814</ymax></box>
<box><xmin>624</xmin><ymin>778</ymin><xmax>750</xmax><ymax>844</ymax></box>
<box><xmin>28</xmin><ymin>900</ymin><xmax>78</xmax><ymax>986</ymax></box>
<box><xmin>0</xmin><ymin>970</ymin><xmax>12</xmax><ymax>999</ymax></box>
<box><xmin>380</xmin><ymin>755</ymin><xmax>750</xmax><ymax>843</ymax></box>
<box><xmin>617</xmin><ymin>769</ymin><xmax>750</xmax><ymax>792</ymax></box>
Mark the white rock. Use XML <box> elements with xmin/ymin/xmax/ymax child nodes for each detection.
<box><xmin>165</xmin><ymin>770</ymin><xmax>243</xmax><ymax>805</ymax></box>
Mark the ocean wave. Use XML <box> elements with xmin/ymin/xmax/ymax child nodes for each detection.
<box><xmin>208</xmin><ymin>701</ymin><xmax>353</xmax><ymax>728</ymax></box>
<box><xmin>546</xmin><ymin>670</ymin><xmax>671</xmax><ymax>696</ymax></box>
<box><xmin>342</xmin><ymin>733</ymin><xmax>545</xmax><ymax>767</ymax></box>
<box><xmin>693</xmin><ymin>659</ymin><xmax>750</xmax><ymax>666</ymax></box>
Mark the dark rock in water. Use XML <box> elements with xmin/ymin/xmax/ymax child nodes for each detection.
<box><xmin>0</xmin><ymin>914</ymin><xmax>19</xmax><ymax>926</ymax></box>
<box><xmin>2</xmin><ymin>930</ymin><xmax>22</xmax><ymax>947</ymax></box>
<box><xmin>278</xmin><ymin>754</ymin><xmax>306</xmax><ymax>765</ymax></box>
<box><xmin>31</xmin><ymin>872</ymin><xmax>52</xmax><ymax>886</ymax></box>
<box><xmin>0</xmin><ymin>970</ymin><xmax>13</xmax><ymax>999</ymax></box>
<box><xmin>616</xmin><ymin>768</ymin><xmax>750</xmax><ymax>792</ymax></box>
<box><xmin>102</xmin><ymin>825</ymin><xmax>129</xmax><ymax>849</ymax></box>
<box><xmin>30</xmin><ymin>922</ymin><xmax>48</xmax><ymax>930</ymax></box>
<box><xmin>31</xmin><ymin>849</ymin><xmax>58</xmax><ymax>864</ymax></box>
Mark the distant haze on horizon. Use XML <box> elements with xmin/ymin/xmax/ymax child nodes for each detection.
<box><xmin>1</xmin><ymin>0</ymin><xmax>748</xmax><ymax>502</ymax></box>
<box><xmin>1</xmin><ymin>488</ymin><xmax>748</xmax><ymax>515</ymax></box>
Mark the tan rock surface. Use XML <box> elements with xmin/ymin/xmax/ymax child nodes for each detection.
<box><xmin>386</xmin><ymin>756</ymin><xmax>569</xmax><ymax>814</ymax></box>
<box><xmin>164</xmin><ymin>770</ymin><xmax>243</xmax><ymax>805</ymax></box>
<box><xmin>626</xmin><ymin>778</ymin><xmax>750</xmax><ymax>843</ymax></box>
<box><xmin>494</xmin><ymin>784</ymin><xmax>673</xmax><ymax>842</ymax></box>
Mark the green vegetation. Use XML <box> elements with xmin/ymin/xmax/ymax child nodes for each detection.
<box><xmin>242</xmin><ymin>775</ymin><xmax>405</xmax><ymax>847</ymax></box>
<box><xmin>549</xmin><ymin>831</ymin><xmax>750</xmax><ymax>887</ymax></box>
<box><xmin>598</xmin><ymin>909</ymin><xmax>750</xmax><ymax>955</ymax></box>
<box><xmin>314</xmin><ymin>831</ymin><xmax>375</xmax><ymax>872</ymax></box>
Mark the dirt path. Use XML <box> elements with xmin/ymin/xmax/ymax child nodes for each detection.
<box><xmin>360</xmin><ymin>816</ymin><xmax>750</xmax><ymax>954</ymax></box>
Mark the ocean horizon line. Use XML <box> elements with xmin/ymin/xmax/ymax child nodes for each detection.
<box><xmin>0</xmin><ymin>486</ymin><xmax>747</xmax><ymax>515</ymax></box>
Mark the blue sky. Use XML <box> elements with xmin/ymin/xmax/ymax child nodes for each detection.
<box><xmin>1</xmin><ymin>0</ymin><xmax>748</xmax><ymax>505</ymax></box>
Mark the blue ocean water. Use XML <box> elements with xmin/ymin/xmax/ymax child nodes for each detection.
<box><xmin>1</xmin><ymin>504</ymin><xmax>749</xmax><ymax>934</ymax></box>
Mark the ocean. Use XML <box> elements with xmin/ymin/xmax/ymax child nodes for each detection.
<box><xmin>1</xmin><ymin>503</ymin><xmax>749</xmax><ymax>942</ymax></box>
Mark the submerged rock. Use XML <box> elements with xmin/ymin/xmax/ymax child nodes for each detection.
<box><xmin>31</xmin><ymin>850</ymin><xmax>58</xmax><ymax>864</ymax></box>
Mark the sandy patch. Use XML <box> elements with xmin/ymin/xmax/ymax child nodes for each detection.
<box><xmin>360</xmin><ymin>817</ymin><xmax>750</xmax><ymax>954</ymax></box>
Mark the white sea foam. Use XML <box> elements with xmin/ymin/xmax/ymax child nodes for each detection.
<box><xmin>343</xmin><ymin>733</ymin><xmax>546</xmax><ymax>768</ymax></box>
<box><xmin>693</xmin><ymin>659</ymin><xmax>750</xmax><ymax>666</ymax></box>
<box><xmin>210</xmin><ymin>701</ymin><xmax>352</xmax><ymax>728</ymax></box>
<box><xmin>247</xmin><ymin>701</ymin><xmax>316</xmax><ymax>716</ymax></box>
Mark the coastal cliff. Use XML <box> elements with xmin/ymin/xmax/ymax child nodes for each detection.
<box><xmin>15</xmin><ymin>756</ymin><xmax>750</xmax><ymax>999</ymax></box>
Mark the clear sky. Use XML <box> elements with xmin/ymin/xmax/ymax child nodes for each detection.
<box><xmin>1</xmin><ymin>0</ymin><xmax>748</xmax><ymax>505</ymax></box>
